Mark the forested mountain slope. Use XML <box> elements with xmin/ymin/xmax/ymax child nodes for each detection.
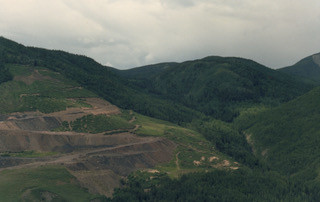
<box><xmin>120</xmin><ymin>56</ymin><xmax>313</xmax><ymax>121</ymax></box>
<box><xmin>279</xmin><ymin>53</ymin><xmax>320</xmax><ymax>83</ymax></box>
<box><xmin>0</xmin><ymin>37</ymin><xmax>201</xmax><ymax>124</ymax></box>
<box><xmin>2</xmin><ymin>36</ymin><xmax>313</xmax><ymax>123</ymax></box>
<box><xmin>241</xmin><ymin>86</ymin><xmax>320</xmax><ymax>194</ymax></box>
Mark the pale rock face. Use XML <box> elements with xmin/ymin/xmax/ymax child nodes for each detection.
<box><xmin>312</xmin><ymin>53</ymin><xmax>320</xmax><ymax>66</ymax></box>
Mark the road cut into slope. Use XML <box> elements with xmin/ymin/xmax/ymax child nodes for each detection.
<box><xmin>0</xmin><ymin>98</ymin><xmax>176</xmax><ymax>197</ymax></box>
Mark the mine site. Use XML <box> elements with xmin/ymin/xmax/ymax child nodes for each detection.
<box><xmin>0</xmin><ymin>97</ymin><xmax>176</xmax><ymax>196</ymax></box>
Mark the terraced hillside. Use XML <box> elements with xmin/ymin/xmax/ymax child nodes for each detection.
<box><xmin>0</xmin><ymin>64</ymin><xmax>234</xmax><ymax>200</ymax></box>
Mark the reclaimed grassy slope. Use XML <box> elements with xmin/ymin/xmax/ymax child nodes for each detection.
<box><xmin>0</xmin><ymin>64</ymin><xmax>135</xmax><ymax>135</ymax></box>
<box><xmin>0</xmin><ymin>64</ymin><xmax>96</xmax><ymax>114</ymax></box>
<box><xmin>244</xmin><ymin>87</ymin><xmax>320</xmax><ymax>189</ymax></box>
<box><xmin>0</xmin><ymin>166</ymin><xmax>103</xmax><ymax>201</ymax></box>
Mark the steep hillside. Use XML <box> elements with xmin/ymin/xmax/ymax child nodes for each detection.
<box><xmin>242</xmin><ymin>87</ymin><xmax>320</xmax><ymax>192</ymax></box>
<box><xmin>2</xmin><ymin>36</ymin><xmax>320</xmax><ymax>200</ymax></box>
<box><xmin>0</xmin><ymin>63</ymin><xmax>234</xmax><ymax>200</ymax></box>
<box><xmin>107</xmin><ymin>85</ymin><xmax>320</xmax><ymax>202</ymax></box>
<box><xmin>121</xmin><ymin>56</ymin><xmax>313</xmax><ymax>121</ymax></box>
<box><xmin>0</xmin><ymin>36</ymin><xmax>202</xmax><ymax>124</ymax></box>
<box><xmin>2</xmin><ymin>37</ymin><xmax>314</xmax><ymax>124</ymax></box>
<box><xmin>279</xmin><ymin>53</ymin><xmax>320</xmax><ymax>83</ymax></box>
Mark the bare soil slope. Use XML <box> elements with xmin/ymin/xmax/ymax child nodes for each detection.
<box><xmin>0</xmin><ymin>98</ymin><xmax>176</xmax><ymax>197</ymax></box>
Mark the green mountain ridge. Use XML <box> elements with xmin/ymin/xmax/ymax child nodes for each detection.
<box><xmin>0</xmin><ymin>36</ymin><xmax>202</xmax><ymax>124</ymax></box>
<box><xmin>279</xmin><ymin>52</ymin><xmax>320</xmax><ymax>83</ymax></box>
<box><xmin>2</xmin><ymin>36</ymin><xmax>314</xmax><ymax>123</ymax></box>
<box><xmin>121</xmin><ymin>55</ymin><xmax>313</xmax><ymax>121</ymax></box>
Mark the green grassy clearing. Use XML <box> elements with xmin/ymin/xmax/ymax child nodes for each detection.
<box><xmin>8</xmin><ymin>64</ymin><xmax>33</xmax><ymax>76</ymax></box>
<box><xmin>0</xmin><ymin>166</ymin><xmax>105</xmax><ymax>201</ymax></box>
<box><xmin>0</xmin><ymin>64</ymin><xmax>97</xmax><ymax>114</ymax></box>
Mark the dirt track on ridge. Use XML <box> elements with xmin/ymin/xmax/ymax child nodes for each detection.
<box><xmin>0</xmin><ymin>136</ymin><xmax>170</xmax><ymax>172</ymax></box>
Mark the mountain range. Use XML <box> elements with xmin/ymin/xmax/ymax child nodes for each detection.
<box><xmin>0</xmin><ymin>36</ymin><xmax>320</xmax><ymax>201</ymax></box>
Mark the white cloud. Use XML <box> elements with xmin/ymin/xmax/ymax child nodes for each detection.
<box><xmin>0</xmin><ymin>0</ymin><xmax>320</xmax><ymax>69</ymax></box>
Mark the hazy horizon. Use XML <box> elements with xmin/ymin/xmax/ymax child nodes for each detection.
<box><xmin>1</xmin><ymin>0</ymin><xmax>320</xmax><ymax>69</ymax></box>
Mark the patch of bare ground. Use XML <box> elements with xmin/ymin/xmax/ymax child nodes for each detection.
<box><xmin>190</xmin><ymin>155</ymin><xmax>239</xmax><ymax>170</ymax></box>
<box><xmin>209</xmin><ymin>156</ymin><xmax>219</xmax><ymax>162</ymax></box>
<box><xmin>145</xmin><ymin>169</ymin><xmax>160</xmax><ymax>174</ymax></box>
<box><xmin>82</xmin><ymin>98</ymin><xmax>120</xmax><ymax>116</ymax></box>
<box><xmin>129</xmin><ymin>116</ymin><xmax>136</xmax><ymax>123</ymax></box>
<box><xmin>193</xmin><ymin>160</ymin><xmax>201</xmax><ymax>166</ymax></box>
<box><xmin>212</xmin><ymin>160</ymin><xmax>230</xmax><ymax>168</ymax></box>
<box><xmin>48</xmin><ymin>98</ymin><xmax>121</xmax><ymax>122</ymax></box>
<box><xmin>212</xmin><ymin>160</ymin><xmax>239</xmax><ymax>170</ymax></box>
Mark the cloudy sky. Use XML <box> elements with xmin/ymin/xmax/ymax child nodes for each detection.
<box><xmin>1</xmin><ymin>0</ymin><xmax>320</xmax><ymax>69</ymax></box>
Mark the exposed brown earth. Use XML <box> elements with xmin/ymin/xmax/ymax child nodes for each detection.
<box><xmin>0</xmin><ymin>98</ymin><xmax>120</xmax><ymax>132</ymax></box>
<box><xmin>0</xmin><ymin>98</ymin><xmax>176</xmax><ymax>197</ymax></box>
<box><xmin>51</xmin><ymin>98</ymin><xmax>120</xmax><ymax>122</ymax></box>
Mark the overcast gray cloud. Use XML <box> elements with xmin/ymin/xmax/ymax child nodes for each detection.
<box><xmin>0</xmin><ymin>0</ymin><xmax>320</xmax><ymax>69</ymax></box>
